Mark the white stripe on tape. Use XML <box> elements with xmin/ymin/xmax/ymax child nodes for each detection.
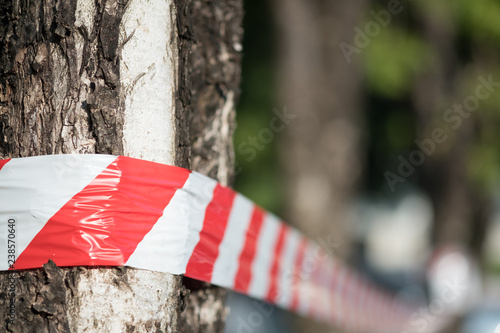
<box><xmin>248</xmin><ymin>213</ymin><xmax>280</xmax><ymax>299</ymax></box>
<box><xmin>212</xmin><ymin>194</ymin><xmax>254</xmax><ymax>288</ymax></box>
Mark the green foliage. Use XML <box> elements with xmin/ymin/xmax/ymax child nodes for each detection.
<box><xmin>363</xmin><ymin>28</ymin><xmax>431</xmax><ymax>98</ymax></box>
<box><xmin>468</xmin><ymin>144</ymin><xmax>500</xmax><ymax>189</ymax></box>
<box><xmin>362</xmin><ymin>1</ymin><xmax>500</xmax><ymax>195</ymax></box>
<box><xmin>458</xmin><ymin>0</ymin><xmax>500</xmax><ymax>42</ymax></box>
<box><xmin>232</xmin><ymin>0</ymin><xmax>284</xmax><ymax>213</ymax></box>
<box><xmin>459</xmin><ymin>68</ymin><xmax>500</xmax><ymax>191</ymax></box>
<box><xmin>385</xmin><ymin>110</ymin><xmax>415</xmax><ymax>149</ymax></box>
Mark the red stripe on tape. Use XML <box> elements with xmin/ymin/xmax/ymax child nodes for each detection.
<box><xmin>14</xmin><ymin>156</ymin><xmax>190</xmax><ymax>269</ymax></box>
<box><xmin>185</xmin><ymin>184</ymin><xmax>237</xmax><ymax>281</ymax></box>
<box><xmin>266</xmin><ymin>223</ymin><xmax>288</xmax><ymax>302</ymax></box>
<box><xmin>234</xmin><ymin>207</ymin><xmax>265</xmax><ymax>293</ymax></box>
<box><xmin>0</xmin><ymin>159</ymin><xmax>10</xmax><ymax>171</ymax></box>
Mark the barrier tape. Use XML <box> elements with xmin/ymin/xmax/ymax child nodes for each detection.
<box><xmin>0</xmin><ymin>155</ymin><xmax>450</xmax><ymax>332</ymax></box>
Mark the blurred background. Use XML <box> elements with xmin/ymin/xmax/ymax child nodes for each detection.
<box><xmin>224</xmin><ymin>0</ymin><xmax>500</xmax><ymax>332</ymax></box>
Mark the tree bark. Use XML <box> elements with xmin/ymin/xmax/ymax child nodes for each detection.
<box><xmin>0</xmin><ymin>0</ymin><xmax>242</xmax><ymax>331</ymax></box>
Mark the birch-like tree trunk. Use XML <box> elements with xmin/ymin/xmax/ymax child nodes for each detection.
<box><xmin>0</xmin><ymin>0</ymin><xmax>242</xmax><ymax>331</ymax></box>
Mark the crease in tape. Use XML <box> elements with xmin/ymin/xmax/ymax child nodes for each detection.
<box><xmin>0</xmin><ymin>155</ymin><xmax>450</xmax><ymax>332</ymax></box>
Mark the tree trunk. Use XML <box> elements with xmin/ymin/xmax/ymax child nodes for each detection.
<box><xmin>272</xmin><ymin>0</ymin><xmax>367</xmax><ymax>332</ymax></box>
<box><xmin>273</xmin><ymin>0</ymin><xmax>367</xmax><ymax>261</ymax></box>
<box><xmin>0</xmin><ymin>0</ymin><xmax>242</xmax><ymax>331</ymax></box>
<box><xmin>412</xmin><ymin>2</ymin><xmax>490</xmax><ymax>260</ymax></box>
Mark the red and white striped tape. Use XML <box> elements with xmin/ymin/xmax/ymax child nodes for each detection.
<box><xmin>0</xmin><ymin>155</ymin><xmax>449</xmax><ymax>332</ymax></box>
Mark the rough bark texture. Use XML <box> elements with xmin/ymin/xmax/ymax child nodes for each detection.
<box><xmin>186</xmin><ymin>0</ymin><xmax>242</xmax><ymax>187</ymax></box>
<box><xmin>176</xmin><ymin>0</ymin><xmax>243</xmax><ymax>331</ymax></box>
<box><xmin>0</xmin><ymin>0</ymin><xmax>243</xmax><ymax>331</ymax></box>
<box><xmin>178</xmin><ymin>281</ymin><xmax>228</xmax><ymax>333</ymax></box>
<box><xmin>1</xmin><ymin>262</ymin><xmax>182</xmax><ymax>333</ymax></box>
<box><xmin>272</xmin><ymin>0</ymin><xmax>367</xmax><ymax>332</ymax></box>
<box><xmin>0</xmin><ymin>0</ymin><xmax>128</xmax><ymax>156</ymax></box>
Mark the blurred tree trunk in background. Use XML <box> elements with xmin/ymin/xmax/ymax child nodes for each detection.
<box><xmin>413</xmin><ymin>3</ymin><xmax>491</xmax><ymax>261</ymax></box>
<box><xmin>0</xmin><ymin>0</ymin><xmax>242</xmax><ymax>331</ymax></box>
<box><xmin>272</xmin><ymin>0</ymin><xmax>368</xmax><ymax>332</ymax></box>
